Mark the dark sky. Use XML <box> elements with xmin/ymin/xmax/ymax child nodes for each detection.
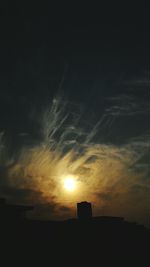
<box><xmin>0</xmin><ymin>6</ymin><xmax>150</xmax><ymax>226</ymax></box>
<box><xmin>0</xmin><ymin>15</ymin><xmax>150</xmax><ymax>139</ymax></box>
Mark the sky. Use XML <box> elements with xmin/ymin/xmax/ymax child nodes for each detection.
<box><xmin>0</xmin><ymin>8</ymin><xmax>150</xmax><ymax>226</ymax></box>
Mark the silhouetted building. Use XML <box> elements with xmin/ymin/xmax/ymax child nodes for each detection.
<box><xmin>77</xmin><ymin>201</ymin><xmax>92</xmax><ymax>220</ymax></box>
<box><xmin>93</xmin><ymin>216</ymin><xmax>124</xmax><ymax>224</ymax></box>
<box><xmin>0</xmin><ymin>198</ymin><xmax>33</xmax><ymax>221</ymax></box>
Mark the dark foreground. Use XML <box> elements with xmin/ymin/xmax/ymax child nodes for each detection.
<box><xmin>0</xmin><ymin>217</ymin><xmax>150</xmax><ymax>266</ymax></box>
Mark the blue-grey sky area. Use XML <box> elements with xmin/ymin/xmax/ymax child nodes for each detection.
<box><xmin>0</xmin><ymin>11</ymin><xmax>150</xmax><ymax>227</ymax></box>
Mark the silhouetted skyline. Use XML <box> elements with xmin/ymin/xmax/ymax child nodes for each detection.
<box><xmin>0</xmin><ymin>198</ymin><xmax>150</xmax><ymax>266</ymax></box>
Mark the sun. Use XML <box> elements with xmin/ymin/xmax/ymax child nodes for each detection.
<box><xmin>63</xmin><ymin>175</ymin><xmax>77</xmax><ymax>192</ymax></box>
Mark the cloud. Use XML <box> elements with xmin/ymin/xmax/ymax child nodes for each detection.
<box><xmin>106</xmin><ymin>94</ymin><xmax>150</xmax><ymax>117</ymax></box>
<box><xmin>0</xmin><ymin>94</ymin><xmax>150</xmax><ymax>227</ymax></box>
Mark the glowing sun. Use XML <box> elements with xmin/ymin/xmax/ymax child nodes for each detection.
<box><xmin>63</xmin><ymin>175</ymin><xmax>77</xmax><ymax>192</ymax></box>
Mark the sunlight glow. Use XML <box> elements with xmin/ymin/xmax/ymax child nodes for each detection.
<box><xmin>63</xmin><ymin>175</ymin><xmax>77</xmax><ymax>192</ymax></box>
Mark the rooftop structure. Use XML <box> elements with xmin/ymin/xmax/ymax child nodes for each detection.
<box><xmin>77</xmin><ymin>201</ymin><xmax>92</xmax><ymax>220</ymax></box>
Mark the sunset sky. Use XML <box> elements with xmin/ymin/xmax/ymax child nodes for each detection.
<box><xmin>0</xmin><ymin>8</ymin><xmax>150</xmax><ymax>227</ymax></box>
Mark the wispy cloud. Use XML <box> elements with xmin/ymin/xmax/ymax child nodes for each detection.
<box><xmin>0</xmin><ymin>94</ymin><xmax>150</xmax><ymax>226</ymax></box>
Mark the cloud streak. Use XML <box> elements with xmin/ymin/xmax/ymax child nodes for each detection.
<box><xmin>0</xmin><ymin>94</ymin><xmax>150</xmax><ymax>226</ymax></box>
